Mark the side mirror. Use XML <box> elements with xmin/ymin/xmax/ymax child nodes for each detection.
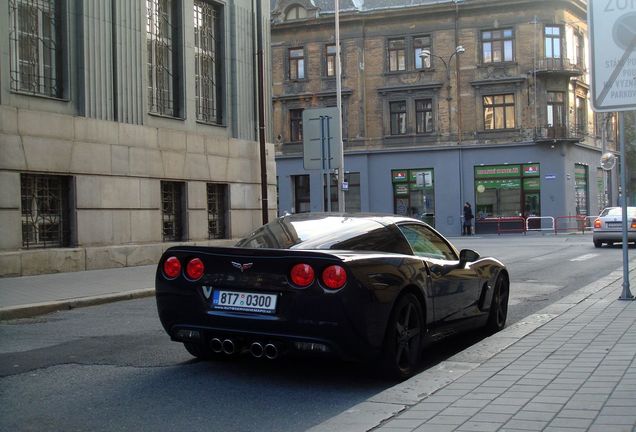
<box><xmin>459</xmin><ymin>249</ymin><xmax>480</xmax><ymax>267</ymax></box>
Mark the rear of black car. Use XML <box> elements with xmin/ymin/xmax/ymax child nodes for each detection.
<box><xmin>155</xmin><ymin>246</ymin><xmax>390</xmax><ymax>361</ymax></box>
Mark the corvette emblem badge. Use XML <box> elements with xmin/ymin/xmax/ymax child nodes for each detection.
<box><xmin>231</xmin><ymin>261</ymin><xmax>253</xmax><ymax>272</ymax></box>
<box><xmin>202</xmin><ymin>286</ymin><xmax>213</xmax><ymax>299</ymax></box>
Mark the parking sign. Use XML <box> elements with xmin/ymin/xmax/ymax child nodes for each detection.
<box><xmin>588</xmin><ymin>0</ymin><xmax>636</xmax><ymax>112</ymax></box>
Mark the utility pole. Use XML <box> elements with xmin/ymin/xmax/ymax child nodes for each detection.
<box><xmin>256</xmin><ymin>0</ymin><xmax>268</xmax><ymax>224</ymax></box>
<box><xmin>335</xmin><ymin>0</ymin><xmax>345</xmax><ymax>212</ymax></box>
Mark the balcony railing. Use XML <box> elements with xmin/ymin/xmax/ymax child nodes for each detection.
<box><xmin>534</xmin><ymin>124</ymin><xmax>586</xmax><ymax>142</ymax></box>
<box><xmin>533</xmin><ymin>58</ymin><xmax>585</xmax><ymax>76</ymax></box>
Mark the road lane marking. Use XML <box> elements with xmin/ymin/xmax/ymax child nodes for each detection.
<box><xmin>570</xmin><ymin>253</ymin><xmax>599</xmax><ymax>262</ymax></box>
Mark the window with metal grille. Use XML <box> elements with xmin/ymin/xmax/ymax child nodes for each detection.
<box><xmin>194</xmin><ymin>0</ymin><xmax>222</xmax><ymax>124</ymax></box>
<box><xmin>9</xmin><ymin>0</ymin><xmax>62</xmax><ymax>97</ymax></box>
<box><xmin>207</xmin><ymin>183</ymin><xmax>227</xmax><ymax>239</ymax></box>
<box><xmin>21</xmin><ymin>174</ymin><xmax>70</xmax><ymax>248</ymax></box>
<box><xmin>147</xmin><ymin>0</ymin><xmax>180</xmax><ymax>117</ymax></box>
<box><xmin>161</xmin><ymin>181</ymin><xmax>185</xmax><ymax>242</ymax></box>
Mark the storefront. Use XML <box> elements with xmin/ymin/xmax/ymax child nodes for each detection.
<box><xmin>474</xmin><ymin>163</ymin><xmax>540</xmax><ymax>232</ymax></box>
<box><xmin>392</xmin><ymin>168</ymin><xmax>435</xmax><ymax>226</ymax></box>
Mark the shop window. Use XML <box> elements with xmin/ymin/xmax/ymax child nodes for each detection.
<box><xmin>9</xmin><ymin>0</ymin><xmax>63</xmax><ymax>98</ymax></box>
<box><xmin>544</xmin><ymin>26</ymin><xmax>561</xmax><ymax>59</ymax></box>
<box><xmin>392</xmin><ymin>169</ymin><xmax>435</xmax><ymax>227</ymax></box>
<box><xmin>390</xmin><ymin>101</ymin><xmax>407</xmax><ymax>135</ymax></box>
<box><xmin>161</xmin><ymin>181</ymin><xmax>185</xmax><ymax>241</ymax></box>
<box><xmin>147</xmin><ymin>0</ymin><xmax>182</xmax><ymax>117</ymax></box>
<box><xmin>575</xmin><ymin>164</ymin><xmax>589</xmax><ymax>216</ymax></box>
<box><xmin>416</xmin><ymin>99</ymin><xmax>433</xmax><ymax>133</ymax></box>
<box><xmin>481</xmin><ymin>28</ymin><xmax>514</xmax><ymax>64</ymax></box>
<box><xmin>194</xmin><ymin>0</ymin><xmax>223</xmax><ymax>124</ymax></box>
<box><xmin>413</xmin><ymin>36</ymin><xmax>431</xmax><ymax>70</ymax></box>
<box><xmin>292</xmin><ymin>175</ymin><xmax>310</xmax><ymax>213</ymax></box>
<box><xmin>388</xmin><ymin>38</ymin><xmax>406</xmax><ymax>72</ymax></box>
<box><xmin>207</xmin><ymin>183</ymin><xmax>227</xmax><ymax>239</ymax></box>
<box><xmin>21</xmin><ymin>173</ymin><xmax>71</xmax><ymax>248</ymax></box>
<box><xmin>323</xmin><ymin>172</ymin><xmax>361</xmax><ymax>212</ymax></box>
<box><xmin>474</xmin><ymin>164</ymin><xmax>540</xmax><ymax>232</ymax></box>
<box><xmin>289</xmin><ymin>108</ymin><xmax>303</xmax><ymax>142</ymax></box>
<box><xmin>288</xmin><ymin>47</ymin><xmax>304</xmax><ymax>80</ymax></box>
<box><xmin>483</xmin><ymin>94</ymin><xmax>515</xmax><ymax>130</ymax></box>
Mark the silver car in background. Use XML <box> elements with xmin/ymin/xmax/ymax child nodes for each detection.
<box><xmin>593</xmin><ymin>207</ymin><xmax>636</xmax><ymax>248</ymax></box>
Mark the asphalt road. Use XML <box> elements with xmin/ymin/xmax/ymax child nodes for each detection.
<box><xmin>0</xmin><ymin>233</ymin><xmax>627</xmax><ymax>432</ymax></box>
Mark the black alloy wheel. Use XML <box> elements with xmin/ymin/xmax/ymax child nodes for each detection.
<box><xmin>382</xmin><ymin>293</ymin><xmax>423</xmax><ymax>380</ymax></box>
<box><xmin>486</xmin><ymin>273</ymin><xmax>509</xmax><ymax>333</ymax></box>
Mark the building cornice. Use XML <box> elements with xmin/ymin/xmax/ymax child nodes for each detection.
<box><xmin>273</xmin><ymin>89</ymin><xmax>353</xmax><ymax>102</ymax></box>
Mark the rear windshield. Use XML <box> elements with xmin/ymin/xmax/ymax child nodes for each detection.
<box><xmin>600</xmin><ymin>207</ymin><xmax>636</xmax><ymax>218</ymax></box>
<box><xmin>236</xmin><ymin>216</ymin><xmax>387</xmax><ymax>250</ymax></box>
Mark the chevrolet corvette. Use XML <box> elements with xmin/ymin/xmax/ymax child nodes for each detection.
<box><xmin>156</xmin><ymin>213</ymin><xmax>509</xmax><ymax>379</ymax></box>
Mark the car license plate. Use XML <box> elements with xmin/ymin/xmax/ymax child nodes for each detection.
<box><xmin>606</xmin><ymin>222</ymin><xmax>622</xmax><ymax>228</ymax></box>
<box><xmin>212</xmin><ymin>290</ymin><xmax>277</xmax><ymax>314</ymax></box>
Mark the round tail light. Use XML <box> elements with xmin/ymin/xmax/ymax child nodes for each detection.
<box><xmin>290</xmin><ymin>263</ymin><xmax>315</xmax><ymax>287</ymax></box>
<box><xmin>185</xmin><ymin>258</ymin><xmax>205</xmax><ymax>281</ymax></box>
<box><xmin>163</xmin><ymin>256</ymin><xmax>181</xmax><ymax>279</ymax></box>
<box><xmin>322</xmin><ymin>265</ymin><xmax>347</xmax><ymax>290</ymax></box>
<box><xmin>594</xmin><ymin>218</ymin><xmax>601</xmax><ymax>229</ymax></box>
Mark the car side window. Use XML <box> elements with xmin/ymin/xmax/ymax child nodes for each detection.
<box><xmin>397</xmin><ymin>224</ymin><xmax>457</xmax><ymax>260</ymax></box>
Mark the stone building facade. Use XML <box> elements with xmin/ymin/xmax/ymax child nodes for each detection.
<box><xmin>0</xmin><ymin>0</ymin><xmax>275</xmax><ymax>276</ymax></box>
<box><xmin>271</xmin><ymin>0</ymin><xmax>618</xmax><ymax>236</ymax></box>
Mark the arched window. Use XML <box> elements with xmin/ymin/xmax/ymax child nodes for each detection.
<box><xmin>285</xmin><ymin>5</ymin><xmax>306</xmax><ymax>21</ymax></box>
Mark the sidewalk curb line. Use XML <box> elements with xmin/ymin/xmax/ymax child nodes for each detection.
<box><xmin>306</xmin><ymin>262</ymin><xmax>634</xmax><ymax>432</ymax></box>
<box><xmin>0</xmin><ymin>288</ymin><xmax>155</xmax><ymax>321</ymax></box>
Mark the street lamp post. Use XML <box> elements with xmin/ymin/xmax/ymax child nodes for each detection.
<box><xmin>421</xmin><ymin>46</ymin><xmax>465</xmax><ymax>232</ymax></box>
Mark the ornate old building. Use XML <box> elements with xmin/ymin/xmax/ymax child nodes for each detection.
<box><xmin>271</xmin><ymin>0</ymin><xmax>618</xmax><ymax>235</ymax></box>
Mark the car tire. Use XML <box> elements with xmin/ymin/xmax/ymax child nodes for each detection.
<box><xmin>593</xmin><ymin>239</ymin><xmax>602</xmax><ymax>248</ymax></box>
<box><xmin>485</xmin><ymin>273</ymin><xmax>509</xmax><ymax>334</ymax></box>
<box><xmin>183</xmin><ymin>342</ymin><xmax>217</xmax><ymax>360</ymax></box>
<box><xmin>381</xmin><ymin>293</ymin><xmax>424</xmax><ymax>380</ymax></box>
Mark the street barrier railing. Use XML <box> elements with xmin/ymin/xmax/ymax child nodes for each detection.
<box><xmin>555</xmin><ymin>215</ymin><xmax>586</xmax><ymax>234</ymax></box>
<box><xmin>526</xmin><ymin>216</ymin><xmax>555</xmax><ymax>232</ymax></box>
<box><xmin>478</xmin><ymin>217</ymin><xmax>527</xmax><ymax>234</ymax></box>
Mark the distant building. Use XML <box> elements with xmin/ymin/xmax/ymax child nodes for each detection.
<box><xmin>0</xmin><ymin>0</ymin><xmax>275</xmax><ymax>276</ymax></box>
<box><xmin>271</xmin><ymin>0</ymin><xmax>618</xmax><ymax>236</ymax></box>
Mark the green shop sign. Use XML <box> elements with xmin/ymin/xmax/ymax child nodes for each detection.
<box><xmin>392</xmin><ymin>170</ymin><xmax>408</xmax><ymax>182</ymax></box>
<box><xmin>395</xmin><ymin>184</ymin><xmax>409</xmax><ymax>196</ymax></box>
<box><xmin>523</xmin><ymin>178</ymin><xmax>540</xmax><ymax>190</ymax></box>
<box><xmin>476</xmin><ymin>179</ymin><xmax>521</xmax><ymax>190</ymax></box>
<box><xmin>475</xmin><ymin>165</ymin><xmax>521</xmax><ymax>179</ymax></box>
<box><xmin>523</xmin><ymin>164</ymin><xmax>540</xmax><ymax>177</ymax></box>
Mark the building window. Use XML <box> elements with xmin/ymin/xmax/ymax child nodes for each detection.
<box><xmin>416</xmin><ymin>99</ymin><xmax>433</xmax><ymax>133</ymax></box>
<box><xmin>285</xmin><ymin>5</ymin><xmax>306</xmax><ymax>21</ymax></box>
<box><xmin>292</xmin><ymin>175</ymin><xmax>310</xmax><ymax>213</ymax></box>
<box><xmin>161</xmin><ymin>181</ymin><xmax>185</xmax><ymax>242</ymax></box>
<box><xmin>390</xmin><ymin>101</ymin><xmax>407</xmax><ymax>135</ymax></box>
<box><xmin>207</xmin><ymin>183</ymin><xmax>227</xmax><ymax>239</ymax></box>
<box><xmin>322</xmin><ymin>172</ymin><xmax>361</xmax><ymax>212</ymax></box>
<box><xmin>414</xmin><ymin>36</ymin><xmax>431</xmax><ymax>69</ymax></box>
<box><xmin>21</xmin><ymin>174</ymin><xmax>70</xmax><ymax>248</ymax></box>
<box><xmin>9</xmin><ymin>0</ymin><xmax>62</xmax><ymax>97</ymax></box>
<box><xmin>325</xmin><ymin>44</ymin><xmax>336</xmax><ymax>77</ymax></box>
<box><xmin>194</xmin><ymin>0</ymin><xmax>222</xmax><ymax>124</ymax></box>
<box><xmin>576</xmin><ymin>95</ymin><xmax>586</xmax><ymax>134</ymax></box>
<box><xmin>392</xmin><ymin>169</ymin><xmax>436</xmax><ymax>227</ymax></box>
<box><xmin>288</xmin><ymin>47</ymin><xmax>304</xmax><ymax>80</ymax></box>
<box><xmin>483</xmin><ymin>94</ymin><xmax>515</xmax><ymax>130</ymax></box>
<box><xmin>575</xmin><ymin>32</ymin><xmax>585</xmax><ymax>67</ymax></box>
<box><xmin>544</xmin><ymin>26</ymin><xmax>561</xmax><ymax>59</ymax></box>
<box><xmin>546</xmin><ymin>91</ymin><xmax>565</xmax><ymax>128</ymax></box>
<box><xmin>474</xmin><ymin>164</ymin><xmax>540</xmax><ymax>231</ymax></box>
<box><xmin>481</xmin><ymin>28</ymin><xmax>513</xmax><ymax>63</ymax></box>
<box><xmin>147</xmin><ymin>0</ymin><xmax>181</xmax><ymax>117</ymax></box>
<box><xmin>388</xmin><ymin>38</ymin><xmax>406</xmax><ymax>72</ymax></box>
<box><xmin>290</xmin><ymin>108</ymin><xmax>303</xmax><ymax>142</ymax></box>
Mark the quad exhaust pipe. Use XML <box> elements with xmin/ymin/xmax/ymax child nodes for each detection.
<box><xmin>210</xmin><ymin>337</ymin><xmax>223</xmax><ymax>353</ymax></box>
<box><xmin>250</xmin><ymin>342</ymin><xmax>264</xmax><ymax>358</ymax></box>
<box><xmin>264</xmin><ymin>343</ymin><xmax>279</xmax><ymax>360</ymax></box>
<box><xmin>222</xmin><ymin>338</ymin><xmax>236</xmax><ymax>355</ymax></box>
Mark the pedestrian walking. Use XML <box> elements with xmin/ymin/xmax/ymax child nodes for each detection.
<box><xmin>463</xmin><ymin>202</ymin><xmax>474</xmax><ymax>235</ymax></box>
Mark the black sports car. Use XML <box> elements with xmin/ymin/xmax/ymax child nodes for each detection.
<box><xmin>156</xmin><ymin>213</ymin><xmax>509</xmax><ymax>379</ymax></box>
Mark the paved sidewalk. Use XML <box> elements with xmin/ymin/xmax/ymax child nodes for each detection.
<box><xmin>0</xmin><ymin>265</ymin><xmax>156</xmax><ymax>320</ymax></box>
<box><xmin>309</xmin><ymin>263</ymin><xmax>636</xmax><ymax>432</ymax></box>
